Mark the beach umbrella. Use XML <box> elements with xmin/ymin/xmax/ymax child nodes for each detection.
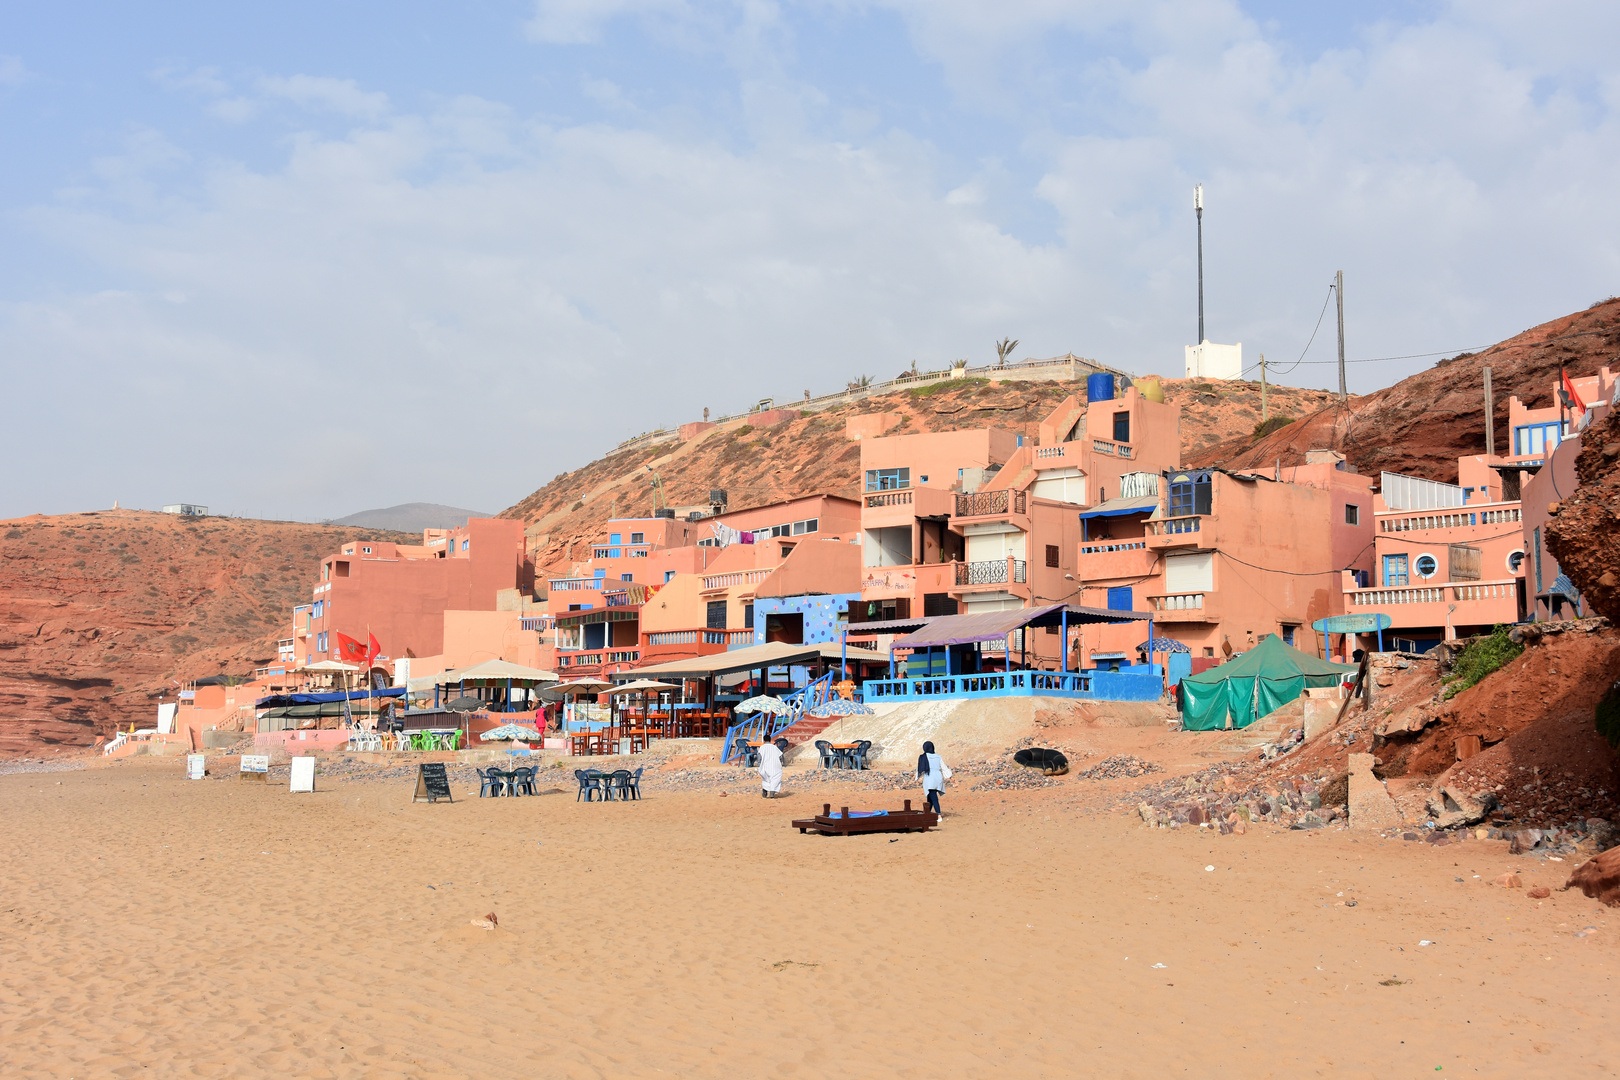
<box><xmin>808</xmin><ymin>698</ymin><xmax>873</xmax><ymax>717</ymax></box>
<box><xmin>446</xmin><ymin>695</ymin><xmax>484</xmax><ymax>713</ymax></box>
<box><xmin>552</xmin><ymin>678</ymin><xmax>613</xmax><ymax>695</ymax></box>
<box><xmin>607</xmin><ymin>680</ymin><xmax>681</xmax><ymax>694</ymax></box>
<box><xmin>480</xmin><ymin>723</ymin><xmax>542</xmax><ymax>741</ymax></box>
<box><xmin>735</xmin><ymin>695</ymin><xmax>792</xmax><ymax>715</ymax></box>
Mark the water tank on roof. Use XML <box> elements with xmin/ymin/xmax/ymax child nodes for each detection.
<box><xmin>1087</xmin><ymin>372</ymin><xmax>1115</xmax><ymax>402</ymax></box>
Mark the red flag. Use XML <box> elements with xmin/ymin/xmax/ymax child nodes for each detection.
<box><xmin>334</xmin><ymin>632</ymin><xmax>369</xmax><ymax>665</ymax></box>
<box><xmin>1562</xmin><ymin>367</ymin><xmax>1586</xmax><ymax>420</ymax></box>
<box><xmin>367</xmin><ymin>633</ymin><xmax>382</xmax><ymax>664</ymax></box>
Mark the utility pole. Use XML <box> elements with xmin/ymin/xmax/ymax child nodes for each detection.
<box><xmin>1335</xmin><ymin>269</ymin><xmax>1346</xmax><ymax>402</ymax></box>
<box><xmin>1195</xmin><ymin>185</ymin><xmax>1205</xmax><ymax>343</ymax></box>
<box><xmin>1260</xmin><ymin>354</ymin><xmax>1268</xmax><ymax>420</ymax></box>
<box><xmin>1483</xmin><ymin>365</ymin><xmax>1495</xmax><ymax>456</ymax></box>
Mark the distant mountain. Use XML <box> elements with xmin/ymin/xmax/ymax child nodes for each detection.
<box><xmin>330</xmin><ymin>503</ymin><xmax>489</xmax><ymax>532</ymax></box>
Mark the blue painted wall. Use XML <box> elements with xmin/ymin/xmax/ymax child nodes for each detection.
<box><xmin>752</xmin><ymin>593</ymin><xmax>860</xmax><ymax>646</ymax></box>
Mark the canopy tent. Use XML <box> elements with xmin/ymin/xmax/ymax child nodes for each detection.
<box><xmin>255</xmin><ymin>687</ymin><xmax>405</xmax><ymax>708</ymax></box>
<box><xmin>606</xmin><ymin>680</ymin><xmax>681</xmax><ymax>695</ymax></box>
<box><xmin>302</xmin><ymin>659</ymin><xmax>360</xmax><ymax>673</ymax></box>
<box><xmin>891</xmin><ymin>602</ymin><xmax>1149</xmax><ymax>648</ymax></box>
<box><xmin>405</xmin><ymin>659</ymin><xmax>559</xmax><ymax>693</ymax></box>
<box><xmin>1179</xmin><ymin>634</ymin><xmax>1356</xmax><ymax>731</ymax></box>
<box><xmin>622</xmin><ymin>640</ymin><xmax>888</xmax><ymax>681</ymax></box>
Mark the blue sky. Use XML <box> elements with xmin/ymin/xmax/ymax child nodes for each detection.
<box><xmin>2</xmin><ymin>1</ymin><xmax>1617</xmax><ymax>521</ymax></box>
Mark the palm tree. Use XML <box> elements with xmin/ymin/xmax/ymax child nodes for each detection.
<box><xmin>995</xmin><ymin>337</ymin><xmax>1019</xmax><ymax>367</ymax></box>
<box><xmin>847</xmin><ymin>374</ymin><xmax>873</xmax><ymax>392</ymax></box>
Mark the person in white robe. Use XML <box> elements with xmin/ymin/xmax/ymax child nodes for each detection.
<box><xmin>758</xmin><ymin>739</ymin><xmax>784</xmax><ymax>798</ymax></box>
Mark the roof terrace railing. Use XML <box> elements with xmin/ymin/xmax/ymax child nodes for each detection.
<box><xmin>702</xmin><ymin>569</ymin><xmax>772</xmax><ymax>590</ymax></box>
<box><xmin>549</xmin><ymin>577</ymin><xmax>603</xmax><ymax>591</ymax></box>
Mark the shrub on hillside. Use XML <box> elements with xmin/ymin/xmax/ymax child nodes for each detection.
<box><xmin>1441</xmin><ymin>625</ymin><xmax>1523</xmax><ymax>700</ymax></box>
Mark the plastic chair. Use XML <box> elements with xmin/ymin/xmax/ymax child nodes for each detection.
<box><xmin>814</xmin><ymin>740</ymin><xmax>837</xmax><ymax>769</ymax></box>
<box><xmin>477</xmin><ymin>768</ymin><xmax>501</xmax><ymax>798</ymax></box>
<box><xmin>514</xmin><ymin>767</ymin><xmax>537</xmax><ymax>796</ymax></box>
<box><xmin>583</xmin><ymin>768</ymin><xmax>607</xmax><ymax>801</ymax></box>
<box><xmin>609</xmin><ymin>769</ymin><xmax>633</xmax><ymax>801</ymax></box>
<box><xmin>851</xmin><ymin>740</ymin><xmax>872</xmax><ymax>771</ymax></box>
<box><xmin>623</xmin><ymin>766</ymin><xmax>643</xmax><ymax>801</ymax></box>
<box><xmin>574</xmin><ymin>768</ymin><xmax>596</xmax><ymax>802</ymax></box>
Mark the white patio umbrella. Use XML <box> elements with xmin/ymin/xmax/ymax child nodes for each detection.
<box><xmin>735</xmin><ymin>695</ymin><xmax>792</xmax><ymax>715</ymax></box>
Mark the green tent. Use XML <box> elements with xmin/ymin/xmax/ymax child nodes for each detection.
<box><xmin>1180</xmin><ymin>634</ymin><xmax>1355</xmax><ymax>731</ymax></box>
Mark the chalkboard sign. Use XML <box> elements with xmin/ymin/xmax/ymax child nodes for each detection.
<box><xmin>414</xmin><ymin>762</ymin><xmax>453</xmax><ymax>804</ymax></box>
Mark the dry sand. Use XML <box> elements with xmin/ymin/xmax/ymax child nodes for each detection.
<box><xmin>2</xmin><ymin>750</ymin><xmax>1615</xmax><ymax>1079</ymax></box>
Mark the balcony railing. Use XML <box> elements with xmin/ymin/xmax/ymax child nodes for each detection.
<box><xmin>702</xmin><ymin>569</ymin><xmax>772</xmax><ymax>590</ymax></box>
<box><xmin>954</xmin><ymin>490</ymin><xmax>1027</xmax><ymax>517</ymax></box>
<box><xmin>1379</xmin><ymin>508</ymin><xmax>1520</xmax><ymax>533</ymax></box>
<box><xmin>1151</xmin><ymin>593</ymin><xmax>1204</xmax><ymax>611</ymax></box>
<box><xmin>1092</xmin><ymin>439</ymin><xmax>1135</xmax><ymax>459</ymax></box>
<box><xmin>956</xmin><ymin>558</ymin><xmax>1027</xmax><ymax>586</ymax></box>
<box><xmin>608</xmin><ymin>650</ymin><xmax>641</xmax><ymax>664</ymax></box>
<box><xmin>1148</xmin><ymin>516</ymin><xmax>1201</xmax><ymax>536</ymax></box>
<box><xmin>558</xmin><ymin>653</ymin><xmax>604</xmax><ymax>667</ymax></box>
<box><xmin>647</xmin><ymin>630</ymin><xmax>699</xmax><ymax>646</ymax></box>
<box><xmin>1349</xmin><ymin>580</ymin><xmax>1517</xmax><ymax>606</ymax></box>
<box><xmin>604</xmin><ymin>591</ymin><xmax>638</xmax><ymax>607</ymax></box>
<box><xmin>592</xmin><ymin>544</ymin><xmax>652</xmax><ymax>558</ymax></box>
<box><xmin>520</xmin><ymin>616</ymin><xmax>553</xmax><ymax>631</ymax></box>
<box><xmin>1080</xmin><ymin>540</ymin><xmax>1148</xmax><ymax>555</ymax></box>
<box><xmin>549</xmin><ymin>577</ymin><xmax>602</xmax><ymax>591</ymax></box>
<box><xmin>1035</xmin><ymin>445</ymin><xmax>1067</xmax><ymax>460</ymax></box>
<box><xmin>864</xmin><ymin>490</ymin><xmax>913</xmax><ymax>508</ymax></box>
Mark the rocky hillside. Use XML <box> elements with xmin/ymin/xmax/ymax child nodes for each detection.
<box><xmin>1188</xmin><ymin>296</ymin><xmax>1620</xmax><ymax>481</ymax></box>
<box><xmin>504</xmin><ymin>376</ymin><xmax>1345</xmax><ymax>574</ymax></box>
<box><xmin>1548</xmin><ymin>406</ymin><xmax>1620</xmax><ymax>623</ymax></box>
<box><xmin>0</xmin><ymin>511</ymin><xmax>414</xmax><ymax>754</ymax></box>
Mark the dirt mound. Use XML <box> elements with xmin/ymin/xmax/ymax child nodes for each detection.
<box><xmin>0</xmin><ymin>510</ymin><xmax>415</xmax><ymax>754</ymax></box>
<box><xmin>1390</xmin><ymin>625</ymin><xmax>1620</xmax><ymax>777</ymax></box>
<box><xmin>1188</xmin><ymin>296</ymin><xmax>1620</xmax><ymax>482</ymax></box>
<box><xmin>1547</xmin><ymin>405</ymin><xmax>1620</xmax><ymax>623</ymax></box>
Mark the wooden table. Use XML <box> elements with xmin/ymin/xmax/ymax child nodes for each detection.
<box><xmin>792</xmin><ymin>801</ymin><xmax>939</xmax><ymax>836</ymax></box>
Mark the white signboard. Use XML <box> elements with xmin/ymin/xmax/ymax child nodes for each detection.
<box><xmin>289</xmin><ymin>756</ymin><xmax>316</xmax><ymax>793</ymax></box>
<box><xmin>156</xmin><ymin>702</ymin><xmax>178</xmax><ymax>734</ymax></box>
<box><xmin>393</xmin><ymin>657</ymin><xmax>411</xmax><ymax>686</ymax></box>
<box><xmin>186</xmin><ymin>753</ymin><xmax>206</xmax><ymax>780</ymax></box>
<box><xmin>240</xmin><ymin>755</ymin><xmax>269</xmax><ymax>774</ymax></box>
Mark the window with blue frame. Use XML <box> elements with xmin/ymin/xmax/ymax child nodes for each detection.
<box><xmin>621</xmin><ymin>573</ymin><xmax>633</xmax><ymax>582</ymax></box>
<box><xmin>1514</xmin><ymin>422</ymin><xmax>1562</xmax><ymax>456</ymax></box>
<box><xmin>1282</xmin><ymin>625</ymin><xmax>1297</xmax><ymax>646</ymax></box>
<box><xmin>864</xmin><ymin>467</ymin><xmax>910</xmax><ymax>491</ymax></box>
<box><xmin>317</xmin><ymin>631</ymin><xmax>328</xmax><ymax>653</ymax></box>
<box><xmin>312</xmin><ymin>600</ymin><xmax>324</xmax><ymax>618</ymax></box>
<box><xmin>664</xmin><ymin>570</ymin><xmax>676</xmax><ymax>583</ymax></box>
<box><xmin>1106</xmin><ymin>586</ymin><xmax>1133</xmax><ymax>611</ymax></box>
<box><xmin>609</xmin><ymin>533</ymin><xmax>621</xmax><ymax>544</ymax></box>
<box><xmin>1167</xmin><ymin>471</ymin><xmax>1212</xmax><ymax>517</ymax></box>
<box><xmin>1383</xmin><ymin>554</ymin><xmax>1409</xmax><ymax>586</ymax></box>
<box><xmin>461</xmin><ymin>538</ymin><xmax>469</xmax><ymax>551</ymax></box>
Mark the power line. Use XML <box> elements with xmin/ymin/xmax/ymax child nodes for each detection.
<box><xmin>1268</xmin><ymin>284</ymin><xmax>1336</xmax><ymax>376</ymax></box>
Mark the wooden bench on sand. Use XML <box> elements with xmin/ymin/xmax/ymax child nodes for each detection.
<box><xmin>791</xmin><ymin>801</ymin><xmax>939</xmax><ymax>836</ymax></box>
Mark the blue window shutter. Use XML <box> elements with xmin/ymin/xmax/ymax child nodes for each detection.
<box><xmin>1106</xmin><ymin>586</ymin><xmax>1133</xmax><ymax>611</ymax></box>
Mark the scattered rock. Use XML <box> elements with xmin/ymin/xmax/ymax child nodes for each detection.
<box><xmin>1528</xmin><ymin>886</ymin><xmax>1551</xmax><ymax>899</ymax></box>
<box><xmin>1348</xmin><ymin>752</ymin><xmax>1403</xmax><ymax>831</ymax></box>
<box><xmin>1493</xmin><ymin>873</ymin><xmax>1523</xmax><ymax>888</ymax></box>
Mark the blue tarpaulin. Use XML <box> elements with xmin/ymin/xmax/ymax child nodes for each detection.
<box><xmin>255</xmin><ymin>688</ymin><xmax>405</xmax><ymax>708</ymax></box>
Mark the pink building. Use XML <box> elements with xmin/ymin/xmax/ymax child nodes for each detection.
<box><xmin>298</xmin><ymin>518</ymin><xmax>529</xmax><ymax>667</ymax></box>
<box><xmin>1078</xmin><ymin>460</ymin><xmax>1376</xmax><ymax>667</ymax></box>
<box><xmin>851</xmin><ymin>381</ymin><xmax>1182</xmax><ymax>671</ymax></box>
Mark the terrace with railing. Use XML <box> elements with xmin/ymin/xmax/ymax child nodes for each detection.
<box><xmin>549</xmin><ymin>577</ymin><xmax>603</xmax><ymax>592</ymax></box>
<box><xmin>1146</xmin><ymin>592</ymin><xmax>1216</xmax><ymax>621</ymax></box>
<box><xmin>701</xmin><ymin>568</ymin><xmax>773</xmax><ymax>591</ymax></box>
<box><xmin>955</xmin><ymin>558</ymin><xmax>1027</xmax><ymax>587</ymax></box>
<box><xmin>592</xmin><ymin>544</ymin><xmax>652</xmax><ymax>558</ymax></box>
<box><xmin>954</xmin><ymin>490</ymin><xmax>1027</xmax><ymax>518</ymax></box>
<box><xmin>1091</xmin><ymin>438</ymin><xmax>1134</xmax><ymax>459</ymax></box>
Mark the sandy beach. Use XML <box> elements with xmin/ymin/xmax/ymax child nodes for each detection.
<box><xmin>2</xmin><ymin>748</ymin><xmax>1614</xmax><ymax>1080</ymax></box>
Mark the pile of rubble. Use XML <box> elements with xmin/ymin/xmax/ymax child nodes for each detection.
<box><xmin>1130</xmin><ymin>766</ymin><xmax>1347</xmax><ymax>832</ymax></box>
<box><xmin>1075</xmin><ymin>755</ymin><xmax>1163</xmax><ymax>780</ymax></box>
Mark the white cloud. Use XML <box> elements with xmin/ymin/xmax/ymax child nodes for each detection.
<box><xmin>0</xmin><ymin>54</ymin><xmax>32</xmax><ymax>86</ymax></box>
<box><xmin>526</xmin><ymin>0</ymin><xmax>694</xmax><ymax>45</ymax></box>
<box><xmin>4</xmin><ymin>4</ymin><xmax>1619</xmax><ymax>521</ymax></box>
<box><xmin>257</xmin><ymin>75</ymin><xmax>390</xmax><ymax>119</ymax></box>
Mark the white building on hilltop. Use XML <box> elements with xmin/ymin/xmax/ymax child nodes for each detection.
<box><xmin>1185</xmin><ymin>340</ymin><xmax>1243</xmax><ymax>380</ymax></box>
